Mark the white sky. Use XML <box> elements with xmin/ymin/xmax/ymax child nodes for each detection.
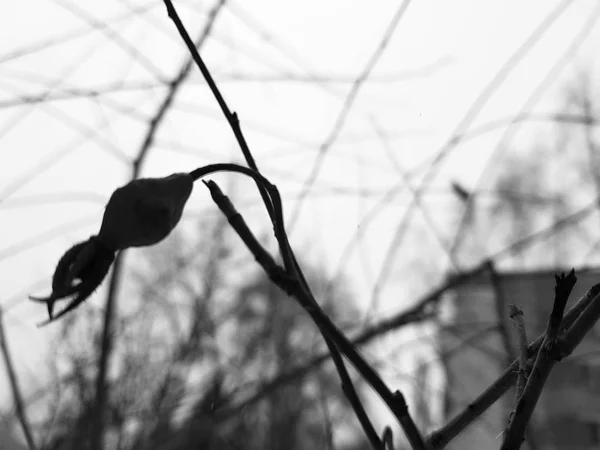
<box><xmin>1</xmin><ymin>0</ymin><xmax>600</xmax><ymax>442</ymax></box>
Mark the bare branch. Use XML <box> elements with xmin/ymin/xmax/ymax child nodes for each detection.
<box><xmin>501</xmin><ymin>270</ymin><xmax>577</xmax><ymax>450</ymax></box>
<box><xmin>427</xmin><ymin>277</ymin><xmax>596</xmax><ymax>449</ymax></box>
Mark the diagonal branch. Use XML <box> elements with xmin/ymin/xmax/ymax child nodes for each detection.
<box><xmin>450</xmin><ymin>2</ymin><xmax>600</xmax><ymax>259</ymax></box>
<box><xmin>288</xmin><ymin>0</ymin><xmax>414</xmax><ymax>229</ymax></box>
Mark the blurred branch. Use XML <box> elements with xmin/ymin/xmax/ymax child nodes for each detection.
<box><xmin>489</xmin><ymin>198</ymin><xmax>598</xmax><ymax>261</ymax></box>
<box><xmin>372</xmin><ymin>0</ymin><xmax>577</xmax><ymax>296</ymax></box>
<box><xmin>449</xmin><ymin>3</ymin><xmax>600</xmax><ymax>259</ymax></box>
<box><xmin>91</xmin><ymin>253</ymin><xmax>124</xmax><ymax>450</ymax></box>
<box><xmin>0</xmin><ymin>3</ymin><xmax>156</xmax><ymax>65</ymax></box>
<box><xmin>366</xmin><ymin>118</ymin><xmax>459</xmax><ymax>318</ymax></box>
<box><xmin>576</xmin><ymin>78</ymin><xmax>600</xmax><ymax>221</ymax></box>
<box><xmin>489</xmin><ymin>262</ymin><xmax>515</xmax><ymax>368</ymax></box>
<box><xmin>326</xmin><ymin>166</ymin><xmax>591</xmax><ymax>297</ymax></box>
<box><xmin>0</xmin><ymin>307</ymin><xmax>37</xmax><ymax>450</ymax></box>
<box><xmin>318</xmin><ymin>384</ymin><xmax>335</xmax><ymax>450</ymax></box>
<box><xmin>89</xmin><ymin>3</ymin><xmax>227</xmax><ymax>450</ymax></box>
<box><xmin>216</xmin><ymin>58</ymin><xmax>453</xmax><ymax>84</ymax></box>
<box><xmin>133</xmin><ymin>0</ymin><xmax>226</xmax><ymax>174</ymax></box>
<box><xmin>452</xmin><ymin>112</ymin><xmax>600</xmax><ymax>144</ymax></box>
<box><xmin>288</xmin><ymin>0</ymin><xmax>414</xmax><ymax>228</ymax></box>
<box><xmin>0</xmin><ymin>58</ymin><xmax>454</xmax><ymax>109</ymax></box>
<box><xmin>52</xmin><ymin>0</ymin><xmax>167</xmax><ymax>81</ymax></box>
<box><xmin>434</xmin><ymin>0</ymin><xmax>576</xmax><ymax>180</ymax></box>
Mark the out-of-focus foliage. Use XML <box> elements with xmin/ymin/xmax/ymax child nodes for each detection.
<box><xmin>34</xmin><ymin>213</ymin><xmax>371</xmax><ymax>450</ymax></box>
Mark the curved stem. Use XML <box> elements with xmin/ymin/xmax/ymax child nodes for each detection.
<box><xmin>189</xmin><ymin>163</ymin><xmax>294</xmax><ymax>266</ymax></box>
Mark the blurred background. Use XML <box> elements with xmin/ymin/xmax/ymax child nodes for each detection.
<box><xmin>2</xmin><ymin>0</ymin><xmax>600</xmax><ymax>449</ymax></box>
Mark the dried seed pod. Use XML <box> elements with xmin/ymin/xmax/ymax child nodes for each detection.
<box><xmin>29</xmin><ymin>236</ymin><xmax>115</xmax><ymax>326</ymax></box>
<box><xmin>30</xmin><ymin>173</ymin><xmax>194</xmax><ymax>325</ymax></box>
<box><xmin>97</xmin><ymin>173</ymin><xmax>194</xmax><ymax>250</ymax></box>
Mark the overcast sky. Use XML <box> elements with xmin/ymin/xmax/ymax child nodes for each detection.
<box><xmin>1</xmin><ymin>0</ymin><xmax>600</xmax><ymax>437</ymax></box>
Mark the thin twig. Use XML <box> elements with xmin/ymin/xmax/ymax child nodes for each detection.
<box><xmin>0</xmin><ymin>308</ymin><xmax>37</xmax><ymax>450</ymax></box>
<box><xmin>489</xmin><ymin>262</ymin><xmax>516</xmax><ymax>369</ymax></box>
<box><xmin>53</xmin><ymin>0</ymin><xmax>167</xmax><ymax>81</ymax></box>
<box><xmin>508</xmin><ymin>305</ymin><xmax>528</xmax><ymax>403</ymax></box>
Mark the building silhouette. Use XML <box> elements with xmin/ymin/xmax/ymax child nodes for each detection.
<box><xmin>439</xmin><ymin>266</ymin><xmax>600</xmax><ymax>450</ymax></box>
